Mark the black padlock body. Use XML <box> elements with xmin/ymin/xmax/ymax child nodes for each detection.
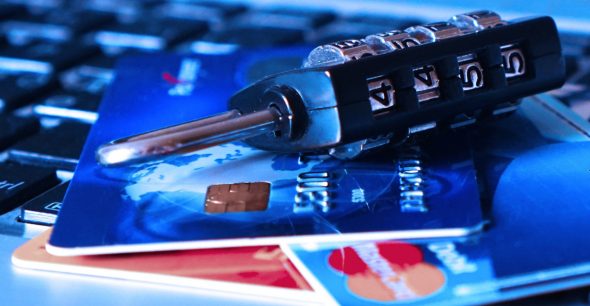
<box><xmin>230</xmin><ymin>16</ymin><xmax>564</xmax><ymax>153</ymax></box>
<box><xmin>327</xmin><ymin>16</ymin><xmax>564</xmax><ymax>143</ymax></box>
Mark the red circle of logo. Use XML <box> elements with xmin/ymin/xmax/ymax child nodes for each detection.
<box><xmin>328</xmin><ymin>241</ymin><xmax>446</xmax><ymax>302</ymax></box>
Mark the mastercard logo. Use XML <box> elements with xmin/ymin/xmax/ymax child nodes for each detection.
<box><xmin>328</xmin><ymin>241</ymin><xmax>445</xmax><ymax>302</ymax></box>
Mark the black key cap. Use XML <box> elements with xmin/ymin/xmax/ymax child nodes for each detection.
<box><xmin>2</xmin><ymin>10</ymin><xmax>114</xmax><ymax>45</ymax></box>
<box><xmin>559</xmin><ymin>32</ymin><xmax>590</xmax><ymax>55</ymax></box>
<box><xmin>255</xmin><ymin>8</ymin><xmax>335</xmax><ymax>28</ymax></box>
<box><xmin>0</xmin><ymin>114</ymin><xmax>39</xmax><ymax>150</ymax></box>
<box><xmin>94</xmin><ymin>19</ymin><xmax>208</xmax><ymax>54</ymax></box>
<box><xmin>0</xmin><ymin>41</ymin><xmax>99</xmax><ymax>74</ymax></box>
<box><xmin>0</xmin><ymin>162</ymin><xmax>59</xmax><ymax>215</ymax></box>
<box><xmin>564</xmin><ymin>55</ymin><xmax>579</xmax><ymax>79</ymax></box>
<box><xmin>230</xmin><ymin>10</ymin><xmax>331</xmax><ymax>30</ymax></box>
<box><xmin>8</xmin><ymin>122</ymin><xmax>90</xmax><ymax>171</ymax></box>
<box><xmin>307</xmin><ymin>16</ymin><xmax>422</xmax><ymax>44</ymax></box>
<box><xmin>201</xmin><ymin>27</ymin><xmax>305</xmax><ymax>47</ymax></box>
<box><xmin>83</xmin><ymin>0</ymin><xmax>158</xmax><ymax>21</ymax></box>
<box><xmin>153</xmin><ymin>1</ymin><xmax>245</xmax><ymax>24</ymax></box>
<box><xmin>570</xmin><ymin>57</ymin><xmax>590</xmax><ymax>86</ymax></box>
<box><xmin>578</xmin><ymin>72</ymin><xmax>590</xmax><ymax>87</ymax></box>
<box><xmin>242</xmin><ymin>56</ymin><xmax>307</xmax><ymax>85</ymax></box>
<box><xmin>60</xmin><ymin>55</ymin><xmax>115</xmax><ymax>93</ymax></box>
<box><xmin>19</xmin><ymin>181</ymin><xmax>68</xmax><ymax>225</ymax></box>
<box><xmin>0</xmin><ymin>3</ymin><xmax>27</xmax><ymax>20</ymax></box>
<box><xmin>306</xmin><ymin>21</ymin><xmax>397</xmax><ymax>45</ymax></box>
<box><xmin>0</xmin><ymin>73</ymin><xmax>56</xmax><ymax>112</ymax></box>
<box><xmin>345</xmin><ymin>15</ymin><xmax>422</xmax><ymax>29</ymax></box>
<box><xmin>182</xmin><ymin>1</ymin><xmax>246</xmax><ymax>16</ymax></box>
<box><xmin>33</xmin><ymin>90</ymin><xmax>101</xmax><ymax>123</ymax></box>
<box><xmin>5</xmin><ymin>0</ymin><xmax>62</xmax><ymax>10</ymax></box>
<box><xmin>186</xmin><ymin>40</ymin><xmax>239</xmax><ymax>55</ymax></box>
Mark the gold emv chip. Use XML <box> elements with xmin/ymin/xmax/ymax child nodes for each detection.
<box><xmin>205</xmin><ymin>182</ymin><xmax>270</xmax><ymax>213</ymax></box>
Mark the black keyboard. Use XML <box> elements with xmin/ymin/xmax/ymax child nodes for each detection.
<box><xmin>0</xmin><ymin>1</ymin><xmax>589</xmax><ymax>304</ymax></box>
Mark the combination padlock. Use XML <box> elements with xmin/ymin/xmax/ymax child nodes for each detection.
<box><xmin>97</xmin><ymin>11</ymin><xmax>565</xmax><ymax>166</ymax></box>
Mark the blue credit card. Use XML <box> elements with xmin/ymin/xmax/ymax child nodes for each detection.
<box><xmin>283</xmin><ymin>94</ymin><xmax>590</xmax><ymax>305</ymax></box>
<box><xmin>48</xmin><ymin>49</ymin><xmax>484</xmax><ymax>255</ymax></box>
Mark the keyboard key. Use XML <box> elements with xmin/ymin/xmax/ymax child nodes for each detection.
<box><xmin>345</xmin><ymin>15</ymin><xmax>421</xmax><ymax>28</ymax></box>
<box><xmin>256</xmin><ymin>8</ymin><xmax>336</xmax><ymax>28</ymax></box>
<box><xmin>578</xmin><ymin>72</ymin><xmax>590</xmax><ymax>87</ymax></box>
<box><xmin>94</xmin><ymin>19</ymin><xmax>208</xmax><ymax>54</ymax></box>
<box><xmin>201</xmin><ymin>27</ymin><xmax>305</xmax><ymax>47</ymax></box>
<box><xmin>19</xmin><ymin>181</ymin><xmax>68</xmax><ymax>225</ymax></box>
<box><xmin>82</xmin><ymin>0</ymin><xmax>157</xmax><ymax>21</ymax></box>
<box><xmin>231</xmin><ymin>9</ymin><xmax>333</xmax><ymax>30</ymax></box>
<box><xmin>8</xmin><ymin>122</ymin><xmax>90</xmax><ymax>171</ymax></box>
<box><xmin>242</xmin><ymin>56</ymin><xmax>306</xmax><ymax>85</ymax></box>
<box><xmin>564</xmin><ymin>55</ymin><xmax>579</xmax><ymax>80</ymax></box>
<box><xmin>60</xmin><ymin>55</ymin><xmax>115</xmax><ymax>93</ymax></box>
<box><xmin>5</xmin><ymin>0</ymin><xmax>63</xmax><ymax>10</ymax></box>
<box><xmin>0</xmin><ymin>114</ymin><xmax>39</xmax><ymax>150</ymax></box>
<box><xmin>306</xmin><ymin>20</ymin><xmax>397</xmax><ymax>45</ymax></box>
<box><xmin>0</xmin><ymin>3</ymin><xmax>27</xmax><ymax>20</ymax></box>
<box><xmin>0</xmin><ymin>162</ymin><xmax>59</xmax><ymax>215</ymax></box>
<box><xmin>187</xmin><ymin>41</ymin><xmax>239</xmax><ymax>55</ymax></box>
<box><xmin>0</xmin><ymin>73</ymin><xmax>56</xmax><ymax>112</ymax></box>
<box><xmin>152</xmin><ymin>1</ymin><xmax>245</xmax><ymax>24</ymax></box>
<box><xmin>0</xmin><ymin>41</ymin><xmax>99</xmax><ymax>74</ymax></box>
<box><xmin>307</xmin><ymin>16</ymin><xmax>422</xmax><ymax>44</ymax></box>
<box><xmin>181</xmin><ymin>1</ymin><xmax>246</xmax><ymax>16</ymax></box>
<box><xmin>559</xmin><ymin>32</ymin><xmax>590</xmax><ymax>55</ymax></box>
<box><xmin>32</xmin><ymin>90</ymin><xmax>101</xmax><ymax>123</ymax></box>
<box><xmin>2</xmin><ymin>10</ymin><xmax>114</xmax><ymax>45</ymax></box>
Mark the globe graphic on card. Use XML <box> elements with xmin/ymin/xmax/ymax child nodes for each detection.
<box><xmin>113</xmin><ymin>143</ymin><xmax>321</xmax><ymax>240</ymax></box>
<box><xmin>124</xmin><ymin>142</ymin><xmax>318</xmax><ymax>203</ymax></box>
<box><xmin>113</xmin><ymin>142</ymin><xmax>398</xmax><ymax>242</ymax></box>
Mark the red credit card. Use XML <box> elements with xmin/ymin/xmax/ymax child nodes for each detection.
<box><xmin>13</xmin><ymin>229</ymin><xmax>316</xmax><ymax>304</ymax></box>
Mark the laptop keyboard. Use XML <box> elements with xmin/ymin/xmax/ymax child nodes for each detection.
<box><xmin>0</xmin><ymin>0</ymin><xmax>589</xmax><ymax>302</ymax></box>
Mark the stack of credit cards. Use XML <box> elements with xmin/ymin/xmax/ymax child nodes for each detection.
<box><xmin>12</xmin><ymin>46</ymin><xmax>590</xmax><ymax>305</ymax></box>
